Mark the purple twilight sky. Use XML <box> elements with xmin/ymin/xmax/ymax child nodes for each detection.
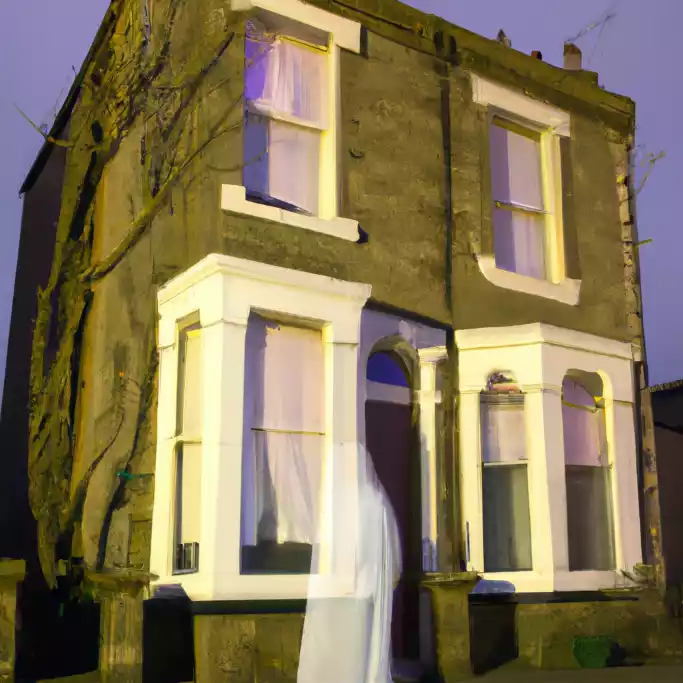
<box><xmin>0</xmin><ymin>0</ymin><xmax>680</xmax><ymax>399</ymax></box>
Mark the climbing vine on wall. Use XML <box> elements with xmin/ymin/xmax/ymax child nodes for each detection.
<box><xmin>24</xmin><ymin>0</ymin><xmax>246</xmax><ymax>587</ymax></box>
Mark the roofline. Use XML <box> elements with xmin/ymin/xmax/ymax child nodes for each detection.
<box><xmin>647</xmin><ymin>379</ymin><xmax>683</xmax><ymax>394</ymax></box>
<box><xmin>19</xmin><ymin>2</ymin><xmax>118</xmax><ymax>195</ymax></box>
<box><xmin>19</xmin><ymin>0</ymin><xmax>637</xmax><ymax>195</ymax></box>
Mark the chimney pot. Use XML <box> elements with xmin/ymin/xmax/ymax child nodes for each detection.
<box><xmin>564</xmin><ymin>43</ymin><xmax>582</xmax><ymax>70</ymax></box>
<box><xmin>531</xmin><ymin>50</ymin><xmax>543</xmax><ymax>60</ymax></box>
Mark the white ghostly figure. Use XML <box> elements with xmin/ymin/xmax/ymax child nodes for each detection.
<box><xmin>297</xmin><ymin>443</ymin><xmax>402</xmax><ymax>683</ymax></box>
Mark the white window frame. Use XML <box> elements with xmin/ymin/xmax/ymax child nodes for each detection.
<box><xmin>471</xmin><ymin>73</ymin><xmax>581</xmax><ymax>305</ymax></box>
<box><xmin>223</xmin><ymin>0</ymin><xmax>361</xmax><ymax>242</ymax></box>
<box><xmin>150</xmin><ymin>253</ymin><xmax>371</xmax><ymax>601</ymax></box>
<box><xmin>456</xmin><ymin>323</ymin><xmax>642</xmax><ymax>593</ymax></box>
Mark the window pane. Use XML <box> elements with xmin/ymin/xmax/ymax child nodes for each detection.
<box><xmin>243</xmin><ymin>112</ymin><xmax>270</xmax><ymax>198</ymax></box>
<box><xmin>245</xmin><ymin>315</ymin><xmax>324</xmax><ymax>433</ymax></box>
<box><xmin>177</xmin><ymin>327</ymin><xmax>202</xmax><ymax>437</ymax></box>
<box><xmin>490</xmin><ymin>123</ymin><xmax>544</xmax><ymax>209</ymax></box>
<box><xmin>493</xmin><ymin>208</ymin><xmax>546</xmax><ymax>279</ymax></box>
<box><xmin>246</xmin><ymin>36</ymin><xmax>327</xmax><ymax>125</ymax></box>
<box><xmin>252</xmin><ymin>431</ymin><xmax>323</xmax><ymax>545</ymax></box>
<box><xmin>566</xmin><ymin>465</ymin><xmax>615</xmax><ymax>570</ymax></box>
<box><xmin>483</xmin><ymin>464</ymin><xmax>532</xmax><ymax>572</ymax></box>
<box><xmin>481</xmin><ymin>402</ymin><xmax>527</xmax><ymax>464</ymax></box>
<box><xmin>268</xmin><ymin>120</ymin><xmax>321</xmax><ymax>215</ymax></box>
<box><xmin>175</xmin><ymin>442</ymin><xmax>202</xmax><ymax>564</ymax></box>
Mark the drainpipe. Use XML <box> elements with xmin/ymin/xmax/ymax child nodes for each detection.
<box><xmin>435</xmin><ymin>31</ymin><xmax>462</xmax><ymax>573</ymax></box>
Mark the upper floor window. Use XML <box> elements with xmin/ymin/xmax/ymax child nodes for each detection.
<box><xmin>480</xmin><ymin>372</ymin><xmax>532</xmax><ymax>572</ymax></box>
<box><xmin>244</xmin><ymin>20</ymin><xmax>331</xmax><ymax>217</ymax></box>
<box><xmin>490</xmin><ymin>118</ymin><xmax>549</xmax><ymax>280</ymax></box>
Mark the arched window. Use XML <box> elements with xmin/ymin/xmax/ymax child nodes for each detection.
<box><xmin>480</xmin><ymin>372</ymin><xmax>532</xmax><ymax>572</ymax></box>
<box><xmin>562</xmin><ymin>372</ymin><xmax>615</xmax><ymax>571</ymax></box>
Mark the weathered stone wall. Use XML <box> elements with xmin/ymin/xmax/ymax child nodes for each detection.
<box><xmin>517</xmin><ymin>592</ymin><xmax>683</xmax><ymax>669</ymax></box>
<box><xmin>193</xmin><ymin>613</ymin><xmax>305</xmax><ymax>683</ymax></box>
<box><xmin>0</xmin><ymin>561</ymin><xmax>26</xmax><ymax>681</ymax></box>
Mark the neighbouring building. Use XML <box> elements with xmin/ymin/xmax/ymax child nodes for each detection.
<box><xmin>0</xmin><ymin>0</ymin><xmax>680</xmax><ymax>681</ymax></box>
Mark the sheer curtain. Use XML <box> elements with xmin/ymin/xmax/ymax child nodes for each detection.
<box><xmin>490</xmin><ymin>120</ymin><xmax>547</xmax><ymax>279</ymax></box>
<box><xmin>244</xmin><ymin>23</ymin><xmax>326</xmax><ymax>214</ymax></box>
<box><xmin>241</xmin><ymin>314</ymin><xmax>324</xmax><ymax>552</ymax></box>
<box><xmin>562</xmin><ymin>377</ymin><xmax>615</xmax><ymax>570</ymax></box>
<box><xmin>481</xmin><ymin>397</ymin><xmax>533</xmax><ymax>572</ymax></box>
<box><xmin>298</xmin><ymin>444</ymin><xmax>401</xmax><ymax>683</ymax></box>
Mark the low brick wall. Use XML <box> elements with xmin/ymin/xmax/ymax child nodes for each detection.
<box><xmin>517</xmin><ymin>590</ymin><xmax>683</xmax><ymax>669</ymax></box>
<box><xmin>194</xmin><ymin>612</ymin><xmax>305</xmax><ymax>683</ymax></box>
<box><xmin>0</xmin><ymin>560</ymin><xmax>26</xmax><ymax>682</ymax></box>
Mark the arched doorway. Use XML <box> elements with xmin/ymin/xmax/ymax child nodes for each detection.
<box><xmin>365</xmin><ymin>345</ymin><xmax>422</xmax><ymax>663</ymax></box>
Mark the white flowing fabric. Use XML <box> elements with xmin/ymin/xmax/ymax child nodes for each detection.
<box><xmin>242</xmin><ymin>315</ymin><xmax>324</xmax><ymax>547</ymax></box>
<box><xmin>297</xmin><ymin>444</ymin><xmax>402</xmax><ymax>683</ymax></box>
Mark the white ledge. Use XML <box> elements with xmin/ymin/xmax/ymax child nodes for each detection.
<box><xmin>471</xmin><ymin>73</ymin><xmax>570</xmax><ymax>137</ymax></box>
<box><xmin>221</xmin><ymin>184</ymin><xmax>360</xmax><ymax>242</ymax></box>
<box><xmin>477</xmin><ymin>254</ymin><xmax>581</xmax><ymax>306</ymax></box>
<box><xmin>230</xmin><ymin>0</ymin><xmax>361</xmax><ymax>53</ymax></box>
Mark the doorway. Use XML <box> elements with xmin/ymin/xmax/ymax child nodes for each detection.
<box><xmin>365</xmin><ymin>349</ymin><xmax>421</xmax><ymax>663</ymax></box>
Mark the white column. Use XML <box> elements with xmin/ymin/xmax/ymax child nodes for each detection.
<box><xmin>150</xmin><ymin>343</ymin><xmax>180</xmax><ymax>582</ymax></box>
<box><xmin>204</xmin><ymin>318</ymin><xmax>249</xmax><ymax>596</ymax></box>
<box><xmin>610</xmin><ymin>400</ymin><xmax>643</xmax><ymax>572</ymax></box>
<box><xmin>525</xmin><ymin>387</ymin><xmax>568</xmax><ymax>582</ymax></box>
<box><xmin>459</xmin><ymin>390</ymin><xmax>484</xmax><ymax>572</ymax></box>
<box><xmin>418</xmin><ymin>347</ymin><xmax>447</xmax><ymax>572</ymax></box>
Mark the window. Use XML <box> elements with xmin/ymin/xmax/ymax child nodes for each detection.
<box><xmin>244</xmin><ymin>20</ymin><xmax>329</xmax><ymax>216</ymax></box>
<box><xmin>173</xmin><ymin>325</ymin><xmax>202</xmax><ymax>573</ymax></box>
<box><xmin>480</xmin><ymin>373</ymin><xmax>532</xmax><ymax>572</ymax></box>
<box><xmin>490</xmin><ymin>118</ymin><xmax>548</xmax><ymax>280</ymax></box>
<box><xmin>562</xmin><ymin>373</ymin><xmax>615</xmax><ymax>571</ymax></box>
<box><xmin>240</xmin><ymin>313</ymin><xmax>325</xmax><ymax>574</ymax></box>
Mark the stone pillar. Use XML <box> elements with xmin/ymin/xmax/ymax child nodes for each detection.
<box><xmin>86</xmin><ymin>569</ymin><xmax>155</xmax><ymax>683</ymax></box>
<box><xmin>421</xmin><ymin>572</ymin><xmax>480</xmax><ymax>682</ymax></box>
<box><xmin>0</xmin><ymin>560</ymin><xmax>25</xmax><ymax>682</ymax></box>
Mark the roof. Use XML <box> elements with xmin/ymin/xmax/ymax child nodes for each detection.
<box><xmin>19</xmin><ymin>2</ymin><xmax>118</xmax><ymax>195</ymax></box>
<box><xmin>647</xmin><ymin>379</ymin><xmax>683</xmax><ymax>394</ymax></box>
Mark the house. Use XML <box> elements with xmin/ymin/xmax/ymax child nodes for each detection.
<box><xmin>648</xmin><ymin>379</ymin><xmax>683</xmax><ymax>610</ymax></box>
<box><xmin>0</xmin><ymin>0</ymin><xmax>680</xmax><ymax>681</ymax></box>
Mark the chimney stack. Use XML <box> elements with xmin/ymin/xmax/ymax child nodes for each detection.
<box><xmin>564</xmin><ymin>43</ymin><xmax>582</xmax><ymax>70</ymax></box>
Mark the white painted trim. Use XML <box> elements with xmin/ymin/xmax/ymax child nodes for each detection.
<box><xmin>151</xmin><ymin>254</ymin><xmax>371</xmax><ymax>601</ymax></box>
<box><xmin>221</xmin><ymin>185</ymin><xmax>359</xmax><ymax>242</ymax></box>
<box><xmin>477</xmin><ymin>255</ymin><xmax>581</xmax><ymax>304</ymax></box>
<box><xmin>457</xmin><ymin>323</ymin><xmax>642</xmax><ymax>593</ymax></box>
<box><xmin>230</xmin><ymin>0</ymin><xmax>361</xmax><ymax>53</ymax></box>
<box><xmin>471</xmin><ymin>73</ymin><xmax>570</xmax><ymax>137</ymax></box>
<box><xmin>456</xmin><ymin>322</ymin><xmax>633</xmax><ymax>362</ymax></box>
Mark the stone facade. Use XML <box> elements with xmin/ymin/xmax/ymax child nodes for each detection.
<box><xmin>0</xmin><ymin>560</ymin><xmax>25</xmax><ymax>682</ymax></box>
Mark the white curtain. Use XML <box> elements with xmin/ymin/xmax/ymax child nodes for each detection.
<box><xmin>298</xmin><ymin>443</ymin><xmax>401</xmax><ymax>683</ymax></box>
<box><xmin>490</xmin><ymin>122</ymin><xmax>544</xmax><ymax>210</ymax></box>
<box><xmin>562</xmin><ymin>378</ymin><xmax>607</xmax><ymax>467</ymax></box>
<box><xmin>242</xmin><ymin>314</ymin><xmax>324</xmax><ymax>547</ymax></box>
<box><xmin>243</xmin><ymin>32</ymin><xmax>325</xmax><ymax>215</ymax></box>
<box><xmin>481</xmin><ymin>401</ymin><xmax>527</xmax><ymax>463</ymax></box>
<box><xmin>493</xmin><ymin>208</ymin><xmax>546</xmax><ymax>279</ymax></box>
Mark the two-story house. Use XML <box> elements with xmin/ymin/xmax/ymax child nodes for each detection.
<box><xmin>1</xmin><ymin>0</ymin><xmax>681</xmax><ymax>681</ymax></box>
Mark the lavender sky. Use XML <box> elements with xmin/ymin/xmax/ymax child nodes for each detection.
<box><xmin>0</xmin><ymin>1</ymin><xmax>679</xmax><ymax>395</ymax></box>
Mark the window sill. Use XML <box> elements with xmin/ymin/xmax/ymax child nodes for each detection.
<box><xmin>221</xmin><ymin>184</ymin><xmax>360</xmax><ymax>242</ymax></box>
<box><xmin>477</xmin><ymin>255</ymin><xmax>581</xmax><ymax>306</ymax></box>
